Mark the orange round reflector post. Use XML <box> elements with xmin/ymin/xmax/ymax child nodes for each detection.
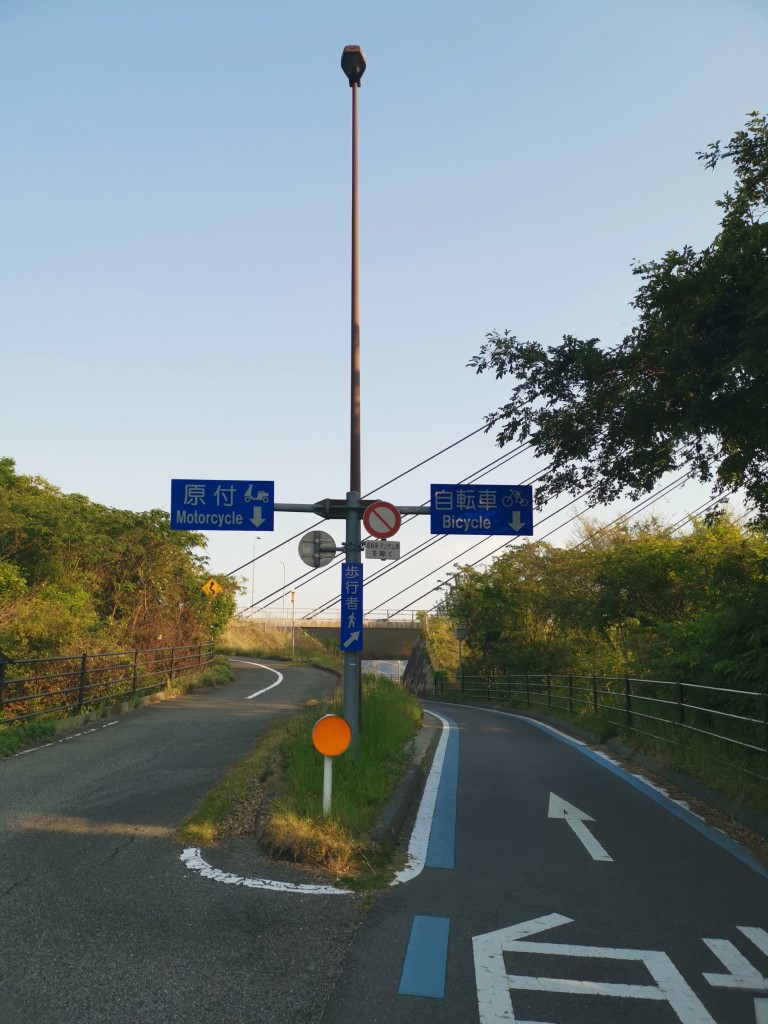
<box><xmin>312</xmin><ymin>714</ymin><xmax>352</xmax><ymax>757</ymax></box>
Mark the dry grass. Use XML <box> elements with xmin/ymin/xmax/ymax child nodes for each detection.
<box><xmin>261</xmin><ymin>807</ymin><xmax>370</xmax><ymax>877</ymax></box>
<box><xmin>218</xmin><ymin>618</ymin><xmax>343</xmax><ymax>673</ymax></box>
<box><xmin>177</xmin><ymin>674</ymin><xmax>421</xmax><ymax>885</ymax></box>
<box><xmin>219</xmin><ymin>619</ymin><xmax>289</xmax><ymax>657</ymax></box>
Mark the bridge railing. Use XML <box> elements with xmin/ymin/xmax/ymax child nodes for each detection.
<box><xmin>0</xmin><ymin>643</ymin><xmax>216</xmax><ymax>727</ymax></box>
<box><xmin>245</xmin><ymin>609</ymin><xmax>423</xmax><ymax>627</ymax></box>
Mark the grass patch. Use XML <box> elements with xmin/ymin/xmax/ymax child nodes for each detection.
<box><xmin>0</xmin><ymin>718</ymin><xmax>58</xmax><ymax>758</ymax></box>
<box><xmin>218</xmin><ymin>619</ymin><xmax>343</xmax><ymax>674</ymax></box>
<box><xmin>177</xmin><ymin>674</ymin><xmax>423</xmax><ymax>885</ymax></box>
<box><xmin>177</xmin><ymin>712</ymin><xmax>291</xmax><ymax>846</ymax></box>
<box><xmin>157</xmin><ymin>655</ymin><xmax>235</xmax><ymax>700</ymax></box>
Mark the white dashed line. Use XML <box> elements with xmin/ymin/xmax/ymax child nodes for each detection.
<box><xmin>13</xmin><ymin>720</ymin><xmax>118</xmax><ymax>757</ymax></box>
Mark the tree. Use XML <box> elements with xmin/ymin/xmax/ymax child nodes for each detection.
<box><xmin>438</xmin><ymin>514</ymin><xmax>768</xmax><ymax>688</ymax></box>
<box><xmin>469</xmin><ymin>113</ymin><xmax>768</xmax><ymax>518</ymax></box>
<box><xmin>0</xmin><ymin>458</ymin><xmax>239</xmax><ymax>657</ymax></box>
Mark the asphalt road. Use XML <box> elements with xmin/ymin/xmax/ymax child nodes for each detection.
<box><xmin>323</xmin><ymin>702</ymin><xmax>768</xmax><ymax>1024</ymax></box>
<box><xmin>3</xmin><ymin>676</ymin><xmax>767</xmax><ymax>1024</ymax></box>
<box><xmin>0</xmin><ymin>660</ymin><xmax>358</xmax><ymax>1024</ymax></box>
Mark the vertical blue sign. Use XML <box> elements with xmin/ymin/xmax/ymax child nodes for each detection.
<box><xmin>340</xmin><ymin>563</ymin><xmax>363</xmax><ymax>651</ymax></box>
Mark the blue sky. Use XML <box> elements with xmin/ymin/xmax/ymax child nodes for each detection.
<box><xmin>1</xmin><ymin>0</ymin><xmax>765</xmax><ymax>619</ymax></box>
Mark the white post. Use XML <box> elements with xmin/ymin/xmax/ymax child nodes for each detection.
<box><xmin>323</xmin><ymin>755</ymin><xmax>332</xmax><ymax>816</ymax></box>
<box><xmin>290</xmin><ymin>590</ymin><xmax>296</xmax><ymax>658</ymax></box>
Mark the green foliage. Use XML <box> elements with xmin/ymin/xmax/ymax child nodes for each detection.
<box><xmin>0</xmin><ymin>718</ymin><xmax>57</xmax><ymax>758</ymax></box>
<box><xmin>0</xmin><ymin>458</ymin><xmax>240</xmax><ymax>658</ymax></box>
<box><xmin>278</xmin><ymin>675</ymin><xmax>421</xmax><ymax>827</ymax></box>
<box><xmin>470</xmin><ymin>113</ymin><xmax>768</xmax><ymax>519</ymax></box>
<box><xmin>439</xmin><ymin>514</ymin><xmax>768</xmax><ymax>690</ymax></box>
<box><xmin>178</xmin><ymin>674</ymin><xmax>423</xmax><ymax>882</ymax></box>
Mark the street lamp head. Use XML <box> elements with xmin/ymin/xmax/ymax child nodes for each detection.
<box><xmin>341</xmin><ymin>44</ymin><xmax>366</xmax><ymax>86</ymax></box>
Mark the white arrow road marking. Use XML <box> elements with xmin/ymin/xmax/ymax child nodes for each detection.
<box><xmin>703</xmin><ymin>928</ymin><xmax>768</xmax><ymax>990</ymax></box>
<box><xmin>548</xmin><ymin>793</ymin><xmax>613</xmax><ymax>862</ymax></box>
<box><xmin>742</xmin><ymin>928</ymin><xmax>768</xmax><ymax>958</ymax></box>
<box><xmin>472</xmin><ymin>913</ymin><xmax>717</xmax><ymax>1024</ymax></box>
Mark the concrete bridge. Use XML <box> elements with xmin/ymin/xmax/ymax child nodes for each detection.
<box><xmin>252</xmin><ymin>611</ymin><xmax>423</xmax><ymax>660</ymax></box>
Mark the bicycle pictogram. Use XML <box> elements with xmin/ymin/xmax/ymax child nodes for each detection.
<box><xmin>501</xmin><ymin>489</ymin><xmax>529</xmax><ymax>507</ymax></box>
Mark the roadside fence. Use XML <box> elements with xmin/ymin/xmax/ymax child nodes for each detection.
<box><xmin>0</xmin><ymin>643</ymin><xmax>215</xmax><ymax>727</ymax></box>
<box><xmin>435</xmin><ymin>672</ymin><xmax>768</xmax><ymax>762</ymax></box>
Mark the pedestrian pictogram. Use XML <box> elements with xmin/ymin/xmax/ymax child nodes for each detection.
<box><xmin>340</xmin><ymin>562</ymin><xmax>363</xmax><ymax>650</ymax></box>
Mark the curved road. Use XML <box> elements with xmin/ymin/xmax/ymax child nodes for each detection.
<box><xmin>2</xmin><ymin>673</ymin><xmax>767</xmax><ymax>1023</ymax></box>
<box><xmin>0</xmin><ymin>660</ymin><xmax>353</xmax><ymax>1024</ymax></box>
<box><xmin>325</xmin><ymin>701</ymin><xmax>768</xmax><ymax>1024</ymax></box>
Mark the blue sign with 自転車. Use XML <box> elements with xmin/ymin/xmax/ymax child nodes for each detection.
<box><xmin>170</xmin><ymin>479</ymin><xmax>274</xmax><ymax>531</ymax></box>
<box><xmin>340</xmin><ymin>562</ymin><xmax>363</xmax><ymax>651</ymax></box>
<box><xmin>430</xmin><ymin>484</ymin><xmax>534</xmax><ymax>536</ymax></box>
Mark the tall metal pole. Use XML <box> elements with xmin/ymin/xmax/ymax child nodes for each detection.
<box><xmin>341</xmin><ymin>45</ymin><xmax>366</xmax><ymax>751</ymax></box>
<box><xmin>350</xmin><ymin>76</ymin><xmax>361</xmax><ymax>495</ymax></box>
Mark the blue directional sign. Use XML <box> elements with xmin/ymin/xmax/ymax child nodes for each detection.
<box><xmin>170</xmin><ymin>479</ymin><xmax>275</xmax><ymax>532</ymax></box>
<box><xmin>340</xmin><ymin>562</ymin><xmax>363</xmax><ymax>651</ymax></box>
<box><xmin>430</xmin><ymin>484</ymin><xmax>534</xmax><ymax>536</ymax></box>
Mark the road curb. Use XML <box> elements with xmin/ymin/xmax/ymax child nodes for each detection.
<box><xmin>371</xmin><ymin>717</ymin><xmax>439</xmax><ymax>848</ymax></box>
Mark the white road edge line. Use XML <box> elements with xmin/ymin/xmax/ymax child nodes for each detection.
<box><xmin>431</xmin><ymin>701</ymin><xmax>704</xmax><ymax>815</ymax></box>
<box><xmin>13</xmin><ymin>720</ymin><xmax>119</xmax><ymax>757</ymax></box>
<box><xmin>231</xmin><ymin>658</ymin><xmax>284</xmax><ymax>698</ymax></box>
<box><xmin>392</xmin><ymin>709</ymin><xmax>451</xmax><ymax>885</ymax></box>
<box><xmin>180</xmin><ymin>710</ymin><xmax>453</xmax><ymax>896</ymax></box>
<box><xmin>179</xmin><ymin>848</ymin><xmax>352</xmax><ymax>895</ymax></box>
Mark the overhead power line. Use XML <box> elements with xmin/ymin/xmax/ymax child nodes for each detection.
<box><xmin>245</xmin><ymin>439</ymin><xmax>535</xmax><ymax>614</ymax></box>
<box><xmin>383</xmin><ymin>469</ymin><xmax>697</xmax><ymax>616</ymax></box>
<box><xmin>305</xmin><ymin>463</ymin><xmax>546</xmax><ymax>619</ymax></box>
<box><xmin>227</xmin><ymin>422</ymin><xmax>489</xmax><ymax>579</ymax></box>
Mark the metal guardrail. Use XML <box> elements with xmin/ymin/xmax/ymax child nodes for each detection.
<box><xmin>0</xmin><ymin>643</ymin><xmax>215</xmax><ymax>726</ymax></box>
<box><xmin>436</xmin><ymin>672</ymin><xmax>768</xmax><ymax>759</ymax></box>
<box><xmin>245</xmin><ymin>609</ymin><xmax>423</xmax><ymax>625</ymax></box>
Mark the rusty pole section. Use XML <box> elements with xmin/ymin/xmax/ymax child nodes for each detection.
<box><xmin>341</xmin><ymin>45</ymin><xmax>366</xmax><ymax>750</ymax></box>
<box><xmin>350</xmin><ymin>72</ymin><xmax>361</xmax><ymax>495</ymax></box>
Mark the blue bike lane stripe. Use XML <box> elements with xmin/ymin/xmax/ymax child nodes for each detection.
<box><xmin>397</xmin><ymin>715</ymin><xmax>458</xmax><ymax>1002</ymax></box>
<box><xmin>429</xmin><ymin>701</ymin><xmax>768</xmax><ymax>882</ymax></box>
<box><xmin>398</xmin><ymin>916</ymin><xmax>451</xmax><ymax>998</ymax></box>
<box><xmin>425</xmin><ymin>715</ymin><xmax>459</xmax><ymax>869</ymax></box>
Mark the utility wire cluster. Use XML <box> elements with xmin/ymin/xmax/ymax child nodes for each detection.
<box><xmin>232</xmin><ymin>422</ymin><xmax>742</xmax><ymax>621</ymax></box>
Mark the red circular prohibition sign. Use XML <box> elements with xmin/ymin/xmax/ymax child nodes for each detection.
<box><xmin>363</xmin><ymin>500</ymin><xmax>401</xmax><ymax>539</ymax></box>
